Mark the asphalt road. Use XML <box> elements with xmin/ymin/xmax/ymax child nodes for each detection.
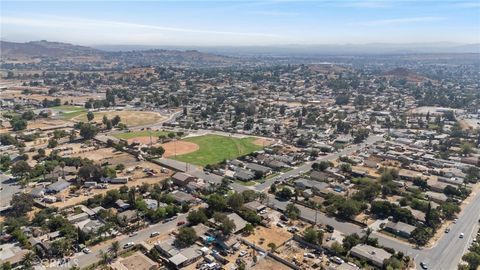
<box><xmin>413</xmin><ymin>190</ymin><xmax>480</xmax><ymax>270</ymax></box>
<box><xmin>253</xmin><ymin>135</ymin><xmax>384</xmax><ymax>192</ymax></box>
<box><xmin>230</xmin><ymin>133</ymin><xmax>480</xmax><ymax>270</ymax></box>
<box><xmin>0</xmin><ymin>173</ymin><xmax>21</xmax><ymax>209</ymax></box>
<box><xmin>51</xmin><ymin>213</ymin><xmax>187</xmax><ymax>269</ymax></box>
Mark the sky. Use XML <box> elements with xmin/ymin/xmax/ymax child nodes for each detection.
<box><xmin>1</xmin><ymin>0</ymin><xmax>479</xmax><ymax>46</ymax></box>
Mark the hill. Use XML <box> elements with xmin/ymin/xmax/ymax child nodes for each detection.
<box><xmin>384</xmin><ymin>67</ymin><xmax>429</xmax><ymax>83</ymax></box>
<box><xmin>0</xmin><ymin>40</ymin><xmax>238</xmax><ymax>67</ymax></box>
<box><xmin>0</xmin><ymin>40</ymin><xmax>101</xmax><ymax>58</ymax></box>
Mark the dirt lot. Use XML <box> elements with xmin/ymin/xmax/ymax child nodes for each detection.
<box><xmin>115</xmin><ymin>251</ymin><xmax>158</xmax><ymax>270</ymax></box>
<box><xmin>244</xmin><ymin>226</ymin><xmax>293</xmax><ymax>251</ymax></box>
<box><xmin>74</xmin><ymin>110</ymin><xmax>166</xmax><ymax>127</ymax></box>
<box><xmin>1</xmin><ymin>89</ymin><xmax>104</xmax><ymax>104</ymax></box>
<box><xmin>27</xmin><ymin>118</ymin><xmax>73</xmax><ymax>130</ymax></box>
<box><xmin>252</xmin><ymin>138</ymin><xmax>276</xmax><ymax>147</ymax></box>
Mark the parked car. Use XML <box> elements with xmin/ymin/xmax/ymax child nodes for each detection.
<box><xmin>123</xmin><ymin>242</ymin><xmax>135</xmax><ymax>249</ymax></box>
<box><xmin>177</xmin><ymin>221</ymin><xmax>186</xmax><ymax>226</ymax></box>
<box><xmin>150</xmin><ymin>232</ymin><xmax>160</xmax><ymax>237</ymax></box>
<box><xmin>276</xmin><ymin>222</ymin><xmax>286</xmax><ymax>228</ymax></box>
<box><xmin>239</xmin><ymin>250</ymin><xmax>247</xmax><ymax>257</ymax></box>
<box><xmin>445</xmin><ymin>228</ymin><xmax>450</xmax><ymax>233</ymax></box>
<box><xmin>330</xmin><ymin>256</ymin><xmax>344</xmax><ymax>264</ymax></box>
<box><xmin>460</xmin><ymin>233</ymin><xmax>464</xmax><ymax>238</ymax></box>
<box><xmin>420</xmin><ymin>262</ymin><xmax>428</xmax><ymax>269</ymax></box>
<box><xmin>82</xmin><ymin>248</ymin><xmax>91</xmax><ymax>254</ymax></box>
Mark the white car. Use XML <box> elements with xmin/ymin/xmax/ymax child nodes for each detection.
<box><xmin>460</xmin><ymin>233</ymin><xmax>465</xmax><ymax>238</ymax></box>
<box><xmin>239</xmin><ymin>250</ymin><xmax>247</xmax><ymax>257</ymax></box>
<box><xmin>82</xmin><ymin>248</ymin><xmax>91</xmax><ymax>254</ymax></box>
<box><xmin>123</xmin><ymin>242</ymin><xmax>135</xmax><ymax>249</ymax></box>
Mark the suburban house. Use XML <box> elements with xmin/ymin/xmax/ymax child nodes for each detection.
<box><xmin>171</xmin><ymin>172</ymin><xmax>196</xmax><ymax>186</ymax></box>
<box><xmin>384</xmin><ymin>221</ymin><xmax>416</xmax><ymax>238</ymax></box>
<box><xmin>350</xmin><ymin>244</ymin><xmax>392</xmax><ymax>267</ymax></box>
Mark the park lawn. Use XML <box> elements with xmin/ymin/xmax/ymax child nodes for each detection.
<box><xmin>112</xmin><ymin>130</ymin><xmax>170</xmax><ymax>140</ymax></box>
<box><xmin>51</xmin><ymin>106</ymin><xmax>87</xmax><ymax>120</ymax></box>
<box><xmin>172</xmin><ymin>135</ymin><xmax>262</xmax><ymax>166</ymax></box>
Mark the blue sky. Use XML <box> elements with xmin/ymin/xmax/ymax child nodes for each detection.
<box><xmin>1</xmin><ymin>0</ymin><xmax>479</xmax><ymax>46</ymax></box>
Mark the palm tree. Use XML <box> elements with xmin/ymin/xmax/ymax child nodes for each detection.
<box><xmin>110</xmin><ymin>241</ymin><xmax>120</xmax><ymax>258</ymax></box>
<box><xmin>364</xmin><ymin>227</ymin><xmax>373</xmax><ymax>244</ymax></box>
<box><xmin>22</xmin><ymin>252</ymin><xmax>36</xmax><ymax>269</ymax></box>
<box><xmin>59</xmin><ymin>161</ymin><xmax>66</xmax><ymax>179</ymax></box>
<box><xmin>99</xmin><ymin>250</ymin><xmax>110</xmax><ymax>265</ymax></box>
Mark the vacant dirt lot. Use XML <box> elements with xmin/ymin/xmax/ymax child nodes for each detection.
<box><xmin>245</xmin><ymin>226</ymin><xmax>293</xmax><ymax>251</ymax></box>
<box><xmin>74</xmin><ymin>110</ymin><xmax>165</xmax><ymax>127</ymax></box>
<box><xmin>253</xmin><ymin>138</ymin><xmax>276</xmax><ymax>147</ymax></box>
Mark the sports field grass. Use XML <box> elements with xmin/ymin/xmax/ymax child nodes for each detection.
<box><xmin>74</xmin><ymin>111</ymin><xmax>165</xmax><ymax>127</ymax></box>
<box><xmin>112</xmin><ymin>130</ymin><xmax>170</xmax><ymax>140</ymax></box>
<box><xmin>172</xmin><ymin>135</ymin><xmax>262</xmax><ymax>166</ymax></box>
<box><xmin>51</xmin><ymin>106</ymin><xmax>87</xmax><ymax>120</ymax></box>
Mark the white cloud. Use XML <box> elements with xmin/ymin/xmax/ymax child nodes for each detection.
<box><xmin>359</xmin><ymin>16</ymin><xmax>445</xmax><ymax>26</ymax></box>
<box><xmin>1</xmin><ymin>16</ymin><xmax>280</xmax><ymax>38</ymax></box>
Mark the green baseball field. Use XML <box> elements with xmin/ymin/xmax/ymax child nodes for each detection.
<box><xmin>172</xmin><ymin>134</ymin><xmax>262</xmax><ymax>166</ymax></box>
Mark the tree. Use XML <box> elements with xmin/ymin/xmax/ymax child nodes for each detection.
<box><xmin>102</xmin><ymin>115</ymin><xmax>108</xmax><ymax>125</ymax></box>
<box><xmin>187</xmin><ymin>209</ymin><xmax>208</xmax><ymax>225</ymax></box>
<box><xmin>86</xmin><ymin>111</ymin><xmax>94</xmax><ymax>122</ymax></box>
<box><xmin>342</xmin><ymin>233</ymin><xmax>361</xmax><ymax>251</ymax></box>
<box><xmin>285</xmin><ymin>203</ymin><xmax>300</xmax><ymax>219</ymax></box>
<box><xmin>336</xmin><ymin>199</ymin><xmax>361</xmax><ymax>219</ymax></box>
<box><xmin>267</xmin><ymin>242</ymin><xmax>277</xmax><ymax>252</ymax></box>
<box><xmin>11</xmin><ymin>161</ymin><xmax>31</xmax><ymax>181</ymax></box>
<box><xmin>335</xmin><ymin>94</ymin><xmax>350</xmax><ymax>105</ymax></box>
<box><xmin>69</xmin><ymin>130</ymin><xmax>77</xmax><ymax>142</ymax></box>
<box><xmin>128</xmin><ymin>188</ymin><xmax>136</xmax><ymax>205</ymax></box>
<box><xmin>10</xmin><ymin>193</ymin><xmax>34</xmax><ymax>217</ymax></box>
<box><xmin>463</xmin><ymin>252</ymin><xmax>480</xmax><ymax>270</ymax></box>
<box><xmin>244</xmin><ymin>223</ymin><xmax>255</xmax><ymax>235</ymax></box>
<box><xmin>312</xmin><ymin>161</ymin><xmax>330</xmax><ymax>171</ymax></box>
<box><xmin>115</xmin><ymin>163</ymin><xmax>125</xmax><ymax>171</ymax></box>
<box><xmin>461</xmin><ymin>142</ymin><xmax>474</xmax><ymax>156</ymax></box>
<box><xmin>10</xmin><ymin>118</ymin><xmax>27</xmax><ymax>131</ymax></box>
<box><xmin>410</xmin><ymin>227</ymin><xmax>431</xmax><ymax>246</ymax></box>
<box><xmin>340</xmin><ymin>163</ymin><xmax>352</xmax><ymax>173</ymax></box>
<box><xmin>0</xmin><ymin>134</ymin><xmax>17</xmax><ymax>146</ymax></box>
<box><xmin>213</xmin><ymin>213</ymin><xmax>236</xmax><ymax>235</ymax></box>
<box><xmin>207</xmin><ymin>194</ymin><xmax>227</xmax><ymax>212</ymax></box>
<box><xmin>227</xmin><ymin>192</ymin><xmax>244</xmax><ymax>210</ymax></box>
<box><xmin>21</xmin><ymin>252</ymin><xmax>36</xmax><ymax>269</ymax></box>
<box><xmin>303</xmin><ymin>228</ymin><xmax>323</xmax><ymax>245</ymax></box>
<box><xmin>276</xmin><ymin>187</ymin><xmax>293</xmax><ymax>200</ymax></box>
<box><xmin>79</xmin><ymin>123</ymin><xmax>99</xmax><ymax>140</ymax></box>
<box><xmin>47</xmin><ymin>138</ymin><xmax>58</xmax><ymax>148</ymax></box>
<box><xmin>21</xmin><ymin>111</ymin><xmax>35</xmax><ymax>121</ymax></box>
<box><xmin>364</xmin><ymin>227</ymin><xmax>373</xmax><ymax>244</ymax></box>
<box><xmin>99</xmin><ymin>250</ymin><xmax>111</xmax><ymax>265</ymax></box>
<box><xmin>110</xmin><ymin>241</ymin><xmax>120</xmax><ymax>258</ymax></box>
<box><xmin>112</xmin><ymin>115</ymin><xmax>121</xmax><ymax>126</ymax></box>
<box><xmin>175</xmin><ymin>227</ymin><xmax>197</xmax><ymax>247</ymax></box>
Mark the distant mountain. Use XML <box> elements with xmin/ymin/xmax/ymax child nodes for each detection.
<box><xmin>0</xmin><ymin>40</ymin><xmax>238</xmax><ymax>66</ymax></box>
<box><xmin>102</xmin><ymin>43</ymin><xmax>479</xmax><ymax>57</ymax></box>
<box><xmin>0</xmin><ymin>40</ymin><xmax>101</xmax><ymax>58</ymax></box>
